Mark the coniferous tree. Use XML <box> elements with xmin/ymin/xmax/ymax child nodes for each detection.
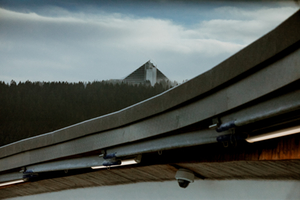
<box><xmin>0</xmin><ymin>80</ymin><xmax>169</xmax><ymax>146</ymax></box>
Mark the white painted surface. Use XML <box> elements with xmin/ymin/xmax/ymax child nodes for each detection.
<box><xmin>146</xmin><ymin>62</ymin><xmax>157</xmax><ymax>86</ymax></box>
<box><xmin>7</xmin><ymin>180</ymin><xmax>300</xmax><ymax>200</ymax></box>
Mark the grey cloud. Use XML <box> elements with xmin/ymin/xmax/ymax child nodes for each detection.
<box><xmin>196</xmin><ymin>6</ymin><xmax>299</xmax><ymax>44</ymax></box>
<box><xmin>0</xmin><ymin>5</ymin><xmax>297</xmax><ymax>83</ymax></box>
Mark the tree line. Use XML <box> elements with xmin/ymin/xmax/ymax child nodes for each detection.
<box><xmin>0</xmin><ymin>80</ymin><xmax>171</xmax><ymax>146</ymax></box>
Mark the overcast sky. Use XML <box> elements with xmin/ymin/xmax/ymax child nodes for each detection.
<box><xmin>0</xmin><ymin>1</ymin><xmax>299</xmax><ymax>83</ymax></box>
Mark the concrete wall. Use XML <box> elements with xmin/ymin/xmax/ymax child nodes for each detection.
<box><xmin>6</xmin><ymin>180</ymin><xmax>300</xmax><ymax>200</ymax></box>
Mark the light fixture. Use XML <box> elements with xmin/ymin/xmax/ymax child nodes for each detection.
<box><xmin>91</xmin><ymin>156</ymin><xmax>141</xmax><ymax>169</ymax></box>
<box><xmin>246</xmin><ymin>125</ymin><xmax>300</xmax><ymax>143</ymax></box>
<box><xmin>0</xmin><ymin>179</ymin><xmax>24</xmax><ymax>187</ymax></box>
<box><xmin>120</xmin><ymin>159</ymin><xmax>139</xmax><ymax>166</ymax></box>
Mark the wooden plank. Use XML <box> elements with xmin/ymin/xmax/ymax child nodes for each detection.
<box><xmin>177</xmin><ymin>160</ymin><xmax>300</xmax><ymax>180</ymax></box>
<box><xmin>259</xmin><ymin>135</ymin><xmax>300</xmax><ymax>160</ymax></box>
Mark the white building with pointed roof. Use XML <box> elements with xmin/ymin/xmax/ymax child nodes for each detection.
<box><xmin>123</xmin><ymin>61</ymin><xmax>169</xmax><ymax>86</ymax></box>
<box><xmin>109</xmin><ymin>61</ymin><xmax>172</xmax><ymax>86</ymax></box>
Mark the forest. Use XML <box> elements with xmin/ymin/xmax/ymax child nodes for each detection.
<box><xmin>0</xmin><ymin>80</ymin><xmax>171</xmax><ymax>146</ymax></box>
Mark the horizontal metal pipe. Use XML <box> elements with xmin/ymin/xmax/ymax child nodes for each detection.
<box><xmin>217</xmin><ymin>90</ymin><xmax>300</xmax><ymax>132</ymax></box>
<box><xmin>23</xmin><ymin>130</ymin><xmax>223</xmax><ymax>173</ymax></box>
<box><xmin>107</xmin><ymin>128</ymin><xmax>225</xmax><ymax>158</ymax></box>
<box><xmin>216</xmin><ymin>121</ymin><xmax>236</xmax><ymax>132</ymax></box>
<box><xmin>26</xmin><ymin>156</ymin><xmax>105</xmax><ymax>173</ymax></box>
<box><xmin>235</xmin><ymin>99</ymin><xmax>300</xmax><ymax>127</ymax></box>
<box><xmin>0</xmin><ymin>172</ymin><xmax>23</xmax><ymax>183</ymax></box>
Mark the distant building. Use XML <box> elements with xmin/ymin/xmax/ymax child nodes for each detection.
<box><xmin>123</xmin><ymin>61</ymin><xmax>169</xmax><ymax>86</ymax></box>
<box><xmin>109</xmin><ymin>61</ymin><xmax>172</xmax><ymax>87</ymax></box>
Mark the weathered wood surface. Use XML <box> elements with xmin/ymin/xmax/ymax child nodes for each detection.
<box><xmin>178</xmin><ymin>160</ymin><xmax>300</xmax><ymax>180</ymax></box>
<box><xmin>0</xmin><ymin>165</ymin><xmax>178</xmax><ymax>199</ymax></box>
